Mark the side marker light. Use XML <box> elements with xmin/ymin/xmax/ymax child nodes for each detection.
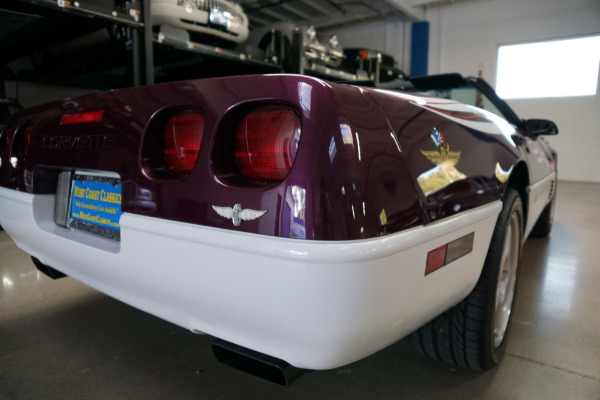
<box><xmin>425</xmin><ymin>232</ymin><xmax>474</xmax><ymax>276</ymax></box>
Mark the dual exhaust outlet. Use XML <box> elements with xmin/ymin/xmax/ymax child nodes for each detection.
<box><xmin>212</xmin><ymin>339</ymin><xmax>306</xmax><ymax>386</ymax></box>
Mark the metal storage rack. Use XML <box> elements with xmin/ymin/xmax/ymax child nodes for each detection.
<box><xmin>1</xmin><ymin>0</ymin><xmax>382</xmax><ymax>91</ymax></box>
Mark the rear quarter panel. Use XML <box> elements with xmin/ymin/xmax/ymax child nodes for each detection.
<box><xmin>367</xmin><ymin>89</ymin><xmax>523</xmax><ymax>224</ymax></box>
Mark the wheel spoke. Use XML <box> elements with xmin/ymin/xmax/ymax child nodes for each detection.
<box><xmin>493</xmin><ymin>212</ymin><xmax>520</xmax><ymax>348</ymax></box>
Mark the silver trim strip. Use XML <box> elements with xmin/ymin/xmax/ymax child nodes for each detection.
<box><xmin>123</xmin><ymin>200</ymin><xmax>502</xmax><ymax>264</ymax></box>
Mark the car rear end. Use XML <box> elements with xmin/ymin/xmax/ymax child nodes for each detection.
<box><xmin>0</xmin><ymin>75</ymin><xmax>500</xmax><ymax>374</ymax></box>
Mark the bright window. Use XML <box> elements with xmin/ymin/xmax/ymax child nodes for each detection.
<box><xmin>496</xmin><ymin>35</ymin><xmax>600</xmax><ymax>99</ymax></box>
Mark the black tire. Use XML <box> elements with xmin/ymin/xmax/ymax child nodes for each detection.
<box><xmin>410</xmin><ymin>188</ymin><xmax>524</xmax><ymax>370</ymax></box>
<box><xmin>530</xmin><ymin>181</ymin><xmax>557</xmax><ymax>238</ymax></box>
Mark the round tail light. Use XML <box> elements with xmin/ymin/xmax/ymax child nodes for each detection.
<box><xmin>234</xmin><ymin>106</ymin><xmax>301</xmax><ymax>183</ymax></box>
<box><xmin>163</xmin><ymin>110</ymin><xmax>204</xmax><ymax>175</ymax></box>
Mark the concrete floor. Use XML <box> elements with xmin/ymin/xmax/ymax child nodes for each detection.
<box><xmin>1</xmin><ymin>181</ymin><xmax>599</xmax><ymax>399</ymax></box>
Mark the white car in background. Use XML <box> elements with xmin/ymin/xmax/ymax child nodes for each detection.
<box><xmin>152</xmin><ymin>0</ymin><xmax>249</xmax><ymax>45</ymax></box>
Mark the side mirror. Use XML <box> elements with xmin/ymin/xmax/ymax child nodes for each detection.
<box><xmin>525</xmin><ymin>119</ymin><xmax>558</xmax><ymax>137</ymax></box>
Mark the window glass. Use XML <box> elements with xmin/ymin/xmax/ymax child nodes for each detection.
<box><xmin>496</xmin><ymin>35</ymin><xmax>600</xmax><ymax>99</ymax></box>
<box><xmin>429</xmin><ymin>87</ymin><xmax>505</xmax><ymax>120</ymax></box>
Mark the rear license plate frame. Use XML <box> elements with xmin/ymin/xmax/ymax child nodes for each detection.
<box><xmin>56</xmin><ymin>171</ymin><xmax>122</xmax><ymax>241</ymax></box>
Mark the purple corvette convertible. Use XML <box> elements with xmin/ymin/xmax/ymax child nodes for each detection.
<box><xmin>0</xmin><ymin>73</ymin><xmax>557</xmax><ymax>384</ymax></box>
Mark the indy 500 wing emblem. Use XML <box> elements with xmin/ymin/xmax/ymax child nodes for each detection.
<box><xmin>212</xmin><ymin>204</ymin><xmax>268</xmax><ymax>227</ymax></box>
<box><xmin>417</xmin><ymin>128</ymin><xmax>467</xmax><ymax>196</ymax></box>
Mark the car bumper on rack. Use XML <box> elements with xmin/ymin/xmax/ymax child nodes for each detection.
<box><xmin>152</xmin><ymin>2</ymin><xmax>248</xmax><ymax>44</ymax></box>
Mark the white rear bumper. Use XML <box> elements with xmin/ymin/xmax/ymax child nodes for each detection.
<box><xmin>0</xmin><ymin>187</ymin><xmax>501</xmax><ymax>369</ymax></box>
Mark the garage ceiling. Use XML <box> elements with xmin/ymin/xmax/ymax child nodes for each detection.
<box><xmin>241</xmin><ymin>0</ymin><xmax>424</xmax><ymax>30</ymax></box>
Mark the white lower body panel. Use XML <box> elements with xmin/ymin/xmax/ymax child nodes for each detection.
<box><xmin>0</xmin><ymin>187</ymin><xmax>501</xmax><ymax>370</ymax></box>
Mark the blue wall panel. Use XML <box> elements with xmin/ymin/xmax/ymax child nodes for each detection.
<box><xmin>411</xmin><ymin>21</ymin><xmax>430</xmax><ymax>77</ymax></box>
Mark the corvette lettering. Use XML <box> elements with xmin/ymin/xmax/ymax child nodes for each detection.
<box><xmin>41</xmin><ymin>134</ymin><xmax>116</xmax><ymax>151</ymax></box>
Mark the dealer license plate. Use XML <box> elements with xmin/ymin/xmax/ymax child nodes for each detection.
<box><xmin>67</xmin><ymin>173</ymin><xmax>122</xmax><ymax>241</ymax></box>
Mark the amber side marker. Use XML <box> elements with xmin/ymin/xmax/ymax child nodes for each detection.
<box><xmin>425</xmin><ymin>232</ymin><xmax>475</xmax><ymax>275</ymax></box>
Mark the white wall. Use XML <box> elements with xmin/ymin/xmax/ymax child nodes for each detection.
<box><xmin>426</xmin><ymin>0</ymin><xmax>600</xmax><ymax>182</ymax></box>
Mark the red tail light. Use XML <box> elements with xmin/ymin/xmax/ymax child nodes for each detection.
<box><xmin>24</xmin><ymin>126</ymin><xmax>33</xmax><ymax>154</ymax></box>
<box><xmin>2</xmin><ymin>128</ymin><xmax>16</xmax><ymax>167</ymax></box>
<box><xmin>3</xmin><ymin>128</ymin><xmax>15</xmax><ymax>153</ymax></box>
<box><xmin>0</xmin><ymin>130</ymin><xmax>7</xmax><ymax>165</ymax></box>
<box><xmin>163</xmin><ymin>110</ymin><xmax>204</xmax><ymax>175</ymax></box>
<box><xmin>234</xmin><ymin>106</ymin><xmax>301</xmax><ymax>183</ymax></box>
<box><xmin>61</xmin><ymin>110</ymin><xmax>104</xmax><ymax>124</ymax></box>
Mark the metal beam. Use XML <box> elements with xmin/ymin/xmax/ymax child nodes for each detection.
<box><xmin>412</xmin><ymin>0</ymin><xmax>450</xmax><ymax>6</ymax></box>
<box><xmin>132</xmin><ymin>27</ymin><xmax>141</xmax><ymax>86</ymax></box>
<box><xmin>247</xmin><ymin>13</ymin><xmax>272</xmax><ymax>26</ymax></box>
<box><xmin>311</xmin><ymin>10</ymin><xmax>384</xmax><ymax>30</ymax></box>
<box><xmin>384</xmin><ymin>0</ymin><xmax>425</xmax><ymax>21</ymax></box>
<box><xmin>280</xmin><ymin>3</ymin><xmax>314</xmax><ymax>21</ymax></box>
<box><xmin>302</xmin><ymin>0</ymin><xmax>338</xmax><ymax>16</ymax></box>
<box><xmin>142</xmin><ymin>0</ymin><xmax>154</xmax><ymax>85</ymax></box>
<box><xmin>9</xmin><ymin>0</ymin><xmax>143</xmax><ymax>28</ymax></box>
<box><xmin>253</xmin><ymin>6</ymin><xmax>290</xmax><ymax>21</ymax></box>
